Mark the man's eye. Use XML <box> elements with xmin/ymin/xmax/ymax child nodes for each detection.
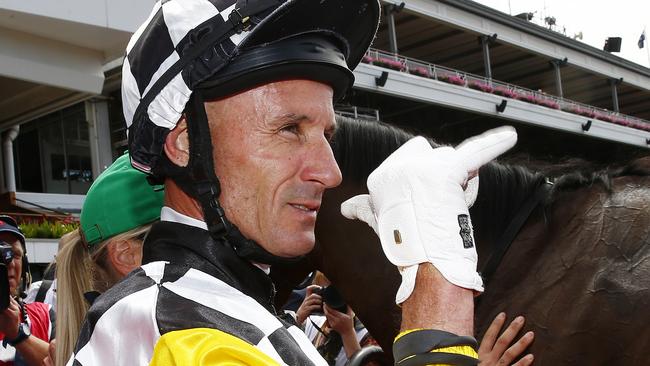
<box><xmin>280</xmin><ymin>124</ymin><xmax>299</xmax><ymax>134</ymax></box>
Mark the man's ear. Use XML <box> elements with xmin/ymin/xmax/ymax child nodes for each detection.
<box><xmin>107</xmin><ymin>239</ymin><xmax>143</xmax><ymax>277</ymax></box>
<box><xmin>164</xmin><ymin>117</ymin><xmax>190</xmax><ymax>167</ymax></box>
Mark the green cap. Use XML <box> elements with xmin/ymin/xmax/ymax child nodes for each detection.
<box><xmin>81</xmin><ymin>152</ymin><xmax>164</xmax><ymax>247</ymax></box>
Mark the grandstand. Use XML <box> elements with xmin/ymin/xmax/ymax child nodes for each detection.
<box><xmin>344</xmin><ymin>0</ymin><xmax>650</xmax><ymax>164</ymax></box>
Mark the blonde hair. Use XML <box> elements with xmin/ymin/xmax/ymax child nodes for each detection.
<box><xmin>55</xmin><ymin>224</ymin><xmax>151</xmax><ymax>366</ymax></box>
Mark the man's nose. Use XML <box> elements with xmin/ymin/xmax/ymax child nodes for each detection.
<box><xmin>301</xmin><ymin>138</ymin><xmax>343</xmax><ymax>188</ymax></box>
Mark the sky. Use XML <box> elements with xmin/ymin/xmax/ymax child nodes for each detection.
<box><xmin>472</xmin><ymin>0</ymin><xmax>650</xmax><ymax>68</ymax></box>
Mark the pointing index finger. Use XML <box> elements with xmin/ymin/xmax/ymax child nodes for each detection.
<box><xmin>455</xmin><ymin>126</ymin><xmax>517</xmax><ymax>172</ymax></box>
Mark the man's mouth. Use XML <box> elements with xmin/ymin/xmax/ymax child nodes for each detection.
<box><xmin>290</xmin><ymin>202</ymin><xmax>320</xmax><ymax>212</ymax></box>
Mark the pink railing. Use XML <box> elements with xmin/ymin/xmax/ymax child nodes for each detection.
<box><xmin>362</xmin><ymin>49</ymin><xmax>650</xmax><ymax>133</ymax></box>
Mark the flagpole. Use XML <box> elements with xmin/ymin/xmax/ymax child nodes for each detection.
<box><xmin>644</xmin><ymin>26</ymin><xmax>650</xmax><ymax>68</ymax></box>
<box><xmin>646</xmin><ymin>27</ymin><xmax>650</xmax><ymax>68</ymax></box>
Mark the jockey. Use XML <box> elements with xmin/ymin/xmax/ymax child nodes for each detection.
<box><xmin>69</xmin><ymin>1</ymin><xmax>380</xmax><ymax>364</ymax></box>
<box><xmin>68</xmin><ymin>0</ymin><xmax>516</xmax><ymax>365</ymax></box>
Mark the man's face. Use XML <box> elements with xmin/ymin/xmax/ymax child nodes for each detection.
<box><xmin>206</xmin><ymin>80</ymin><xmax>342</xmax><ymax>257</ymax></box>
<box><xmin>0</xmin><ymin>233</ymin><xmax>23</xmax><ymax>294</ymax></box>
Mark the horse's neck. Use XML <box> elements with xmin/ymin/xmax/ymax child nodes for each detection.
<box><xmin>471</xmin><ymin>162</ymin><xmax>545</xmax><ymax>266</ymax></box>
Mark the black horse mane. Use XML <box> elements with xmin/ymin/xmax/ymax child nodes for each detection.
<box><xmin>331</xmin><ymin>116</ymin><xmax>650</xmax><ymax>230</ymax></box>
<box><xmin>534</xmin><ymin>157</ymin><xmax>650</xmax><ymax>194</ymax></box>
<box><xmin>331</xmin><ymin>116</ymin><xmax>545</xmax><ymax>188</ymax></box>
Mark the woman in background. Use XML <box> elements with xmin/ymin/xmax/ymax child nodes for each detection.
<box><xmin>52</xmin><ymin>153</ymin><xmax>163</xmax><ymax>366</ymax></box>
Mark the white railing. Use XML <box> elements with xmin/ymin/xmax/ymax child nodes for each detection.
<box><xmin>335</xmin><ymin>105</ymin><xmax>381</xmax><ymax>121</ymax></box>
<box><xmin>362</xmin><ymin>48</ymin><xmax>650</xmax><ymax>133</ymax></box>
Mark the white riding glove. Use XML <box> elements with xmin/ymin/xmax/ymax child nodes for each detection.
<box><xmin>341</xmin><ymin>127</ymin><xmax>517</xmax><ymax>304</ymax></box>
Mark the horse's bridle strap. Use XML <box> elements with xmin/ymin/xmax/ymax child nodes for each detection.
<box><xmin>480</xmin><ymin>179</ymin><xmax>553</xmax><ymax>283</ymax></box>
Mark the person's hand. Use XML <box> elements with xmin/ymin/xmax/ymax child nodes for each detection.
<box><xmin>478</xmin><ymin>313</ymin><xmax>534</xmax><ymax>366</ymax></box>
<box><xmin>341</xmin><ymin>127</ymin><xmax>517</xmax><ymax>303</ymax></box>
<box><xmin>295</xmin><ymin>285</ymin><xmax>323</xmax><ymax>325</ymax></box>
<box><xmin>0</xmin><ymin>297</ymin><xmax>21</xmax><ymax>339</ymax></box>
<box><xmin>323</xmin><ymin>304</ymin><xmax>355</xmax><ymax>337</ymax></box>
<box><xmin>42</xmin><ymin>339</ymin><xmax>56</xmax><ymax>366</ymax></box>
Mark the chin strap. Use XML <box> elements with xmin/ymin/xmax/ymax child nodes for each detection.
<box><xmin>226</xmin><ymin>225</ymin><xmax>304</xmax><ymax>265</ymax></box>
<box><xmin>173</xmin><ymin>92</ymin><xmax>303</xmax><ymax>266</ymax></box>
<box><xmin>174</xmin><ymin>93</ymin><xmax>231</xmax><ymax>239</ymax></box>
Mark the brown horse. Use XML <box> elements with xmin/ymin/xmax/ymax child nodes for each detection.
<box><xmin>271</xmin><ymin>116</ymin><xmax>650</xmax><ymax>365</ymax></box>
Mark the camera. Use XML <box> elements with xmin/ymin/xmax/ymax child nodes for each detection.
<box><xmin>314</xmin><ymin>285</ymin><xmax>348</xmax><ymax>313</ymax></box>
<box><xmin>0</xmin><ymin>243</ymin><xmax>14</xmax><ymax>311</ymax></box>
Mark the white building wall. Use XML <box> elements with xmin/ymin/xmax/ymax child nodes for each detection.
<box><xmin>0</xmin><ymin>0</ymin><xmax>155</xmax><ymax>32</ymax></box>
<box><xmin>0</xmin><ymin>0</ymin><xmax>155</xmax><ymax>93</ymax></box>
<box><xmin>0</xmin><ymin>27</ymin><xmax>104</xmax><ymax>93</ymax></box>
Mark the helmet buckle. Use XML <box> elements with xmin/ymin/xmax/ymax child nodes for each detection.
<box><xmin>228</xmin><ymin>8</ymin><xmax>251</xmax><ymax>34</ymax></box>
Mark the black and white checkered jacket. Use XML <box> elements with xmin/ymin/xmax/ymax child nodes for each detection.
<box><xmin>68</xmin><ymin>220</ymin><xmax>326</xmax><ymax>365</ymax></box>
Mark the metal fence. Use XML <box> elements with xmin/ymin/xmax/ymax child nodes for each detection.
<box><xmin>335</xmin><ymin>105</ymin><xmax>381</xmax><ymax>121</ymax></box>
<box><xmin>362</xmin><ymin>48</ymin><xmax>650</xmax><ymax>132</ymax></box>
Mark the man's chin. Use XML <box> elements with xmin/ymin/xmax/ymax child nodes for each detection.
<box><xmin>268</xmin><ymin>233</ymin><xmax>315</xmax><ymax>258</ymax></box>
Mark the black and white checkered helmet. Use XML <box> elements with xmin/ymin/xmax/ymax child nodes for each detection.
<box><xmin>123</xmin><ymin>0</ymin><xmax>380</xmax><ymax>174</ymax></box>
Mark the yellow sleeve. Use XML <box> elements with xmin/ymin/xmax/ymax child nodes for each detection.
<box><xmin>149</xmin><ymin>328</ymin><xmax>282</xmax><ymax>366</ymax></box>
<box><xmin>394</xmin><ymin>329</ymin><xmax>479</xmax><ymax>366</ymax></box>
